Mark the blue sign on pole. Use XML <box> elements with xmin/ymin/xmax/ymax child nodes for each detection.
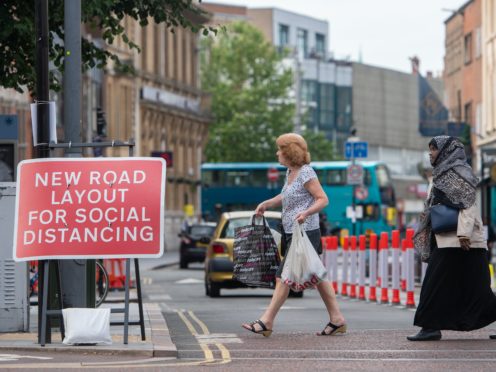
<box><xmin>344</xmin><ymin>141</ymin><xmax>368</xmax><ymax>159</ymax></box>
<box><xmin>0</xmin><ymin>115</ymin><xmax>18</xmax><ymax>140</ymax></box>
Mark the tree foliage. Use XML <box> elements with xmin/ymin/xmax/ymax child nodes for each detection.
<box><xmin>0</xmin><ymin>0</ymin><xmax>215</xmax><ymax>94</ymax></box>
<box><xmin>301</xmin><ymin>130</ymin><xmax>340</xmax><ymax>161</ymax></box>
<box><xmin>201</xmin><ymin>22</ymin><xmax>295</xmax><ymax>163</ymax></box>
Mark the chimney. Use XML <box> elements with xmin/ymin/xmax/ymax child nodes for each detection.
<box><xmin>409</xmin><ymin>56</ymin><xmax>420</xmax><ymax>75</ymax></box>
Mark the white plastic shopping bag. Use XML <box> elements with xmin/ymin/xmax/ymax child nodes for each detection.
<box><xmin>281</xmin><ymin>223</ymin><xmax>327</xmax><ymax>292</ymax></box>
<box><xmin>62</xmin><ymin>308</ymin><xmax>112</xmax><ymax>345</ymax></box>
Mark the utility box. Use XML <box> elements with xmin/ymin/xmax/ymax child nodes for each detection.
<box><xmin>0</xmin><ymin>182</ymin><xmax>29</xmax><ymax>332</ymax></box>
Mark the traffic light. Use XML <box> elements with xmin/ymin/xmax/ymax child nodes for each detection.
<box><xmin>96</xmin><ymin>108</ymin><xmax>107</xmax><ymax>136</ymax></box>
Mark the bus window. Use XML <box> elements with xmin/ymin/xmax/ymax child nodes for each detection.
<box><xmin>316</xmin><ymin>170</ymin><xmax>326</xmax><ymax>184</ymax></box>
<box><xmin>225</xmin><ymin>171</ymin><xmax>250</xmax><ymax>187</ymax></box>
<box><xmin>326</xmin><ymin>169</ymin><xmax>346</xmax><ymax>185</ymax></box>
<box><xmin>376</xmin><ymin>165</ymin><xmax>395</xmax><ymax>206</ymax></box>
<box><xmin>251</xmin><ymin>170</ymin><xmax>268</xmax><ymax>187</ymax></box>
<box><xmin>202</xmin><ymin>170</ymin><xmax>224</xmax><ymax>188</ymax></box>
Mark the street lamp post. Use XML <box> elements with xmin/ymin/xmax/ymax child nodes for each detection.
<box><xmin>34</xmin><ymin>0</ymin><xmax>51</xmax><ymax>344</ymax></box>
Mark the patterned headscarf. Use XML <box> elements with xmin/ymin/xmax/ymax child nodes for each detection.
<box><xmin>414</xmin><ymin>136</ymin><xmax>478</xmax><ymax>262</ymax></box>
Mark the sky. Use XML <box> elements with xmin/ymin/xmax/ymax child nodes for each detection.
<box><xmin>203</xmin><ymin>0</ymin><xmax>468</xmax><ymax>77</ymax></box>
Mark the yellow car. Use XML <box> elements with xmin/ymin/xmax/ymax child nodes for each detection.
<box><xmin>204</xmin><ymin>211</ymin><xmax>283</xmax><ymax>297</ymax></box>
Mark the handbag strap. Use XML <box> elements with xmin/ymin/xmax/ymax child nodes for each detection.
<box><xmin>251</xmin><ymin>214</ymin><xmax>268</xmax><ymax>227</ymax></box>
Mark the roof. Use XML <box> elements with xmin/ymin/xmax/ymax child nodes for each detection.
<box><xmin>444</xmin><ymin>0</ymin><xmax>474</xmax><ymax>24</ymax></box>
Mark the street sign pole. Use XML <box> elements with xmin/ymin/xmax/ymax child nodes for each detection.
<box><xmin>345</xmin><ymin>137</ymin><xmax>367</xmax><ymax>236</ymax></box>
<box><xmin>352</xmin><ymin>155</ymin><xmax>357</xmax><ymax>236</ymax></box>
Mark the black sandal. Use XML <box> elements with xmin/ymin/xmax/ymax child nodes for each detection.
<box><xmin>242</xmin><ymin>319</ymin><xmax>273</xmax><ymax>337</ymax></box>
<box><xmin>318</xmin><ymin>322</ymin><xmax>347</xmax><ymax>336</ymax></box>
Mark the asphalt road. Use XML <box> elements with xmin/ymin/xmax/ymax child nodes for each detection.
<box><xmin>2</xmin><ymin>262</ymin><xmax>496</xmax><ymax>371</ymax></box>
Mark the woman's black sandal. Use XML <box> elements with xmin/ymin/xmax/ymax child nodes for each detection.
<box><xmin>318</xmin><ymin>322</ymin><xmax>347</xmax><ymax>336</ymax></box>
<box><xmin>242</xmin><ymin>319</ymin><xmax>273</xmax><ymax>337</ymax></box>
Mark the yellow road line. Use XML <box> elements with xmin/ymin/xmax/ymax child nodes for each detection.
<box><xmin>215</xmin><ymin>342</ymin><xmax>232</xmax><ymax>364</ymax></box>
<box><xmin>188</xmin><ymin>310</ymin><xmax>210</xmax><ymax>335</ymax></box>
<box><xmin>186</xmin><ymin>310</ymin><xmax>231</xmax><ymax>365</ymax></box>
<box><xmin>176</xmin><ymin>309</ymin><xmax>214</xmax><ymax>363</ymax></box>
<box><xmin>176</xmin><ymin>309</ymin><xmax>199</xmax><ymax>335</ymax></box>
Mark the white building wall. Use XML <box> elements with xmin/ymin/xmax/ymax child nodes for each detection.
<box><xmin>271</xmin><ymin>8</ymin><xmax>328</xmax><ymax>52</ymax></box>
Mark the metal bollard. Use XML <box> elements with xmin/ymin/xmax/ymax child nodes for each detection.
<box><xmin>358</xmin><ymin>235</ymin><xmax>366</xmax><ymax>300</ymax></box>
<box><xmin>391</xmin><ymin>230</ymin><xmax>401</xmax><ymax>305</ymax></box>
<box><xmin>368</xmin><ymin>233</ymin><xmax>378</xmax><ymax>302</ymax></box>
<box><xmin>379</xmin><ymin>232</ymin><xmax>389</xmax><ymax>304</ymax></box>
<box><xmin>341</xmin><ymin>236</ymin><xmax>349</xmax><ymax>296</ymax></box>
<box><xmin>349</xmin><ymin>236</ymin><xmax>357</xmax><ymax>298</ymax></box>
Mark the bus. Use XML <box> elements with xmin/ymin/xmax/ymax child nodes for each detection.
<box><xmin>201</xmin><ymin>162</ymin><xmax>396</xmax><ymax>235</ymax></box>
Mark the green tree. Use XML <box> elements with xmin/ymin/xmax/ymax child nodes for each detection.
<box><xmin>1</xmin><ymin>0</ymin><xmax>216</xmax><ymax>94</ymax></box>
<box><xmin>301</xmin><ymin>130</ymin><xmax>340</xmax><ymax>161</ymax></box>
<box><xmin>201</xmin><ymin>22</ymin><xmax>295</xmax><ymax>162</ymax></box>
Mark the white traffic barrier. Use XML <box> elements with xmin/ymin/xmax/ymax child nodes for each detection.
<box><xmin>391</xmin><ymin>230</ymin><xmax>401</xmax><ymax>305</ymax></box>
<box><xmin>405</xmin><ymin>229</ymin><xmax>416</xmax><ymax>308</ymax></box>
<box><xmin>358</xmin><ymin>235</ymin><xmax>366</xmax><ymax>300</ymax></box>
<box><xmin>379</xmin><ymin>232</ymin><xmax>389</xmax><ymax>304</ymax></box>
<box><xmin>329</xmin><ymin>236</ymin><xmax>339</xmax><ymax>293</ymax></box>
<box><xmin>341</xmin><ymin>236</ymin><xmax>349</xmax><ymax>296</ymax></box>
<box><xmin>349</xmin><ymin>236</ymin><xmax>357</xmax><ymax>299</ymax></box>
<box><xmin>368</xmin><ymin>233</ymin><xmax>378</xmax><ymax>302</ymax></box>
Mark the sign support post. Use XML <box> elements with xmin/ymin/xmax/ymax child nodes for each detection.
<box><xmin>345</xmin><ymin>137</ymin><xmax>368</xmax><ymax>235</ymax></box>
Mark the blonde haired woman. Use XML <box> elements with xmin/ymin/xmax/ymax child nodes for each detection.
<box><xmin>242</xmin><ymin>133</ymin><xmax>347</xmax><ymax>337</ymax></box>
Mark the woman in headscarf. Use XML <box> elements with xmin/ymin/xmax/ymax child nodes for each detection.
<box><xmin>408</xmin><ymin>136</ymin><xmax>496</xmax><ymax>341</ymax></box>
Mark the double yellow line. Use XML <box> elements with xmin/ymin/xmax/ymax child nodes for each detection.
<box><xmin>176</xmin><ymin>309</ymin><xmax>231</xmax><ymax>365</ymax></box>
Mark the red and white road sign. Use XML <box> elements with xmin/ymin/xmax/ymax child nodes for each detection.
<box><xmin>13</xmin><ymin>157</ymin><xmax>166</xmax><ymax>261</ymax></box>
<box><xmin>267</xmin><ymin>168</ymin><xmax>279</xmax><ymax>182</ymax></box>
<box><xmin>347</xmin><ymin>164</ymin><xmax>364</xmax><ymax>185</ymax></box>
<box><xmin>355</xmin><ymin>186</ymin><xmax>369</xmax><ymax>201</ymax></box>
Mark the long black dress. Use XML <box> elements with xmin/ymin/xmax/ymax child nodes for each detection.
<box><xmin>414</xmin><ymin>241</ymin><xmax>496</xmax><ymax>331</ymax></box>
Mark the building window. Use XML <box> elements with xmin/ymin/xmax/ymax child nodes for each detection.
<box><xmin>464</xmin><ymin>32</ymin><xmax>472</xmax><ymax>65</ymax></box>
<box><xmin>464</xmin><ymin>101</ymin><xmax>473</xmax><ymax>125</ymax></box>
<box><xmin>475</xmin><ymin>27</ymin><xmax>482</xmax><ymax>58</ymax></box>
<box><xmin>297</xmin><ymin>28</ymin><xmax>308</xmax><ymax>59</ymax></box>
<box><xmin>279</xmin><ymin>24</ymin><xmax>289</xmax><ymax>47</ymax></box>
<box><xmin>475</xmin><ymin>102</ymin><xmax>482</xmax><ymax>136</ymax></box>
<box><xmin>315</xmin><ymin>33</ymin><xmax>326</xmax><ymax>59</ymax></box>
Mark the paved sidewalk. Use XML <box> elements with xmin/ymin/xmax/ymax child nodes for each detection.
<box><xmin>0</xmin><ymin>252</ymin><xmax>180</xmax><ymax>358</ymax></box>
<box><xmin>0</xmin><ymin>294</ymin><xmax>176</xmax><ymax>357</ymax></box>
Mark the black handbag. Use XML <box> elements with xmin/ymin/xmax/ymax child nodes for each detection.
<box><xmin>430</xmin><ymin>204</ymin><xmax>459</xmax><ymax>234</ymax></box>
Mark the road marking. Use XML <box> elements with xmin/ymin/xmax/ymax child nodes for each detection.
<box><xmin>176</xmin><ymin>309</ymin><xmax>232</xmax><ymax>365</ymax></box>
<box><xmin>175</xmin><ymin>278</ymin><xmax>204</xmax><ymax>284</ymax></box>
<box><xmin>147</xmin><ymin>294</ymin><xmax>171</xmax><ymax>301</ymax></box>
<box><xmin>0</xmin><ymin>354</ymin><xmax>53</xmax><ymax>362</ymax></box>
<box><xmin>176</xmin><ymin>309</ymin><xmax>214</xmax><ymax>363</ymax></box>
<box><xmin>188</xmin><ymin>310</ymin><xmax>209</xmax><ymax>334</ymax></box>
<box><xmin>142</xmin><ymin>277</ymin><xmax>153</xmax><ymax>285</ymax></box>
<box><xmin>196</xmin><ymin>333</ymin><xmax>243</xmax><ymax>344</ymax></box>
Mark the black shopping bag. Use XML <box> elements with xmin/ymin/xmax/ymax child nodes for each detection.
<box><xmin>233</xmin><ymin>215</ymin><xmax>281</xmax><ymax>289</ymax></box>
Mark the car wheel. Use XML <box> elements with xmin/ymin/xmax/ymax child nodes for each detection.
<box><xmin>209</xmin><ymin>282</ymin><xmax>221</xmax><ymax>298</ymax></box>
<box><xmin>205</xmin><ymin>279</ymin><xmax>210</xmax><ymax>296</ymax></box>
<box><xmin>288</xmin><ymin>289</ymin><xmax>304</xmax><ymax>298</ymax></box>
<box><xmin>206</xmin><ymin>277</ymin><xmax>221</xmax><ymax>298</ymax></box>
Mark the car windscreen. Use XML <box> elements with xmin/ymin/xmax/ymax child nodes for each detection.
<box><xmin>220</xmin><ymin>217</ymin><xmax>281</xmax><ymax>239</ymax></box>
<box><xmin>189</xmin><ymin>225</ymin><xmax>215</xmax><ymax>237</ymax></box>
